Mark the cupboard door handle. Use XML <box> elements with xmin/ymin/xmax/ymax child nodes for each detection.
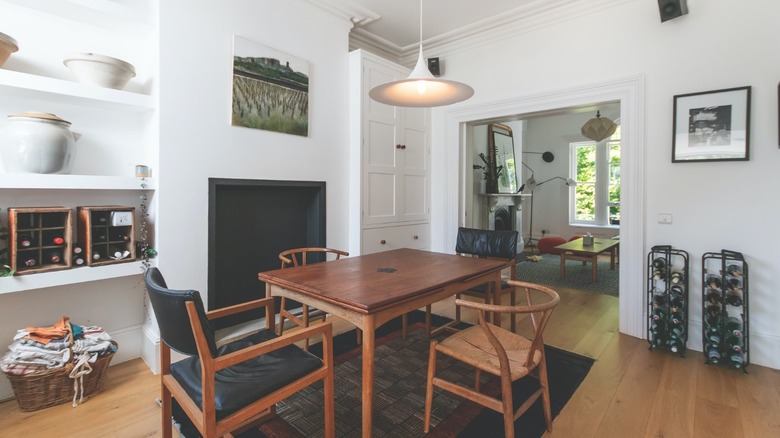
<box><xmin>396</xmin><ymin>144</ymin><xmax>402</xmax><ymax>149</ymax></box>
<box><xmin>400</xmin><ymin>144</ymin><xmax>406</xmax><ymax>149</ymax></box>
<box><xmin>380</xmin><ymin>240</ymin><xmax>386</xmax><ymax>245</ymax></box>
<box><xmin>413</xmin><ymin>235</ymin><xmax>419</xmax><ymax>240</ymax></box>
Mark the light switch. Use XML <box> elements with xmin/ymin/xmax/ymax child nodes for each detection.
<box><xmin>657</xmin><ymin>213</ymin><xmax>673</xmax><ymax>225</ymax></box>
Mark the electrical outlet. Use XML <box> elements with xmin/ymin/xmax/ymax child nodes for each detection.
<box><xmin>657</xmin><ymin>213</ymin><xmax>673</xmax><ymax>225</ymax></box>
<box><xmin>111</xmin><ymin>211</ymin><xmax>133</xmax><ymax>226</ymax></box>
<box><xmin>541</xmin><ymin>229</ymin><xmax>548</xmax><ymax>235</ymax></box>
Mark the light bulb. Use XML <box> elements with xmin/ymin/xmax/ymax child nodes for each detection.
<box><xmin>416</xmin><ymin>80</ymin><xmax>427</xmax><ymax>95</ymax></box>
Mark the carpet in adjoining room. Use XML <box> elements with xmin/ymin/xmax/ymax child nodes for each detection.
<box><xmin>182</xmin><ymin>312</ymin><xmax>593</xmax><ymax>438</ymax></box>
<box><xmin>516</xmin><ymin>252</ymin><xmax>619</xmax><ymax>296</ymax></box>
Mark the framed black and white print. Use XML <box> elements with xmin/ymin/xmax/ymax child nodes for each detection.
<box><xmin>672</xmin><ymin>86</ymin><xmax>751</xmax><ymax>162</ymax></box>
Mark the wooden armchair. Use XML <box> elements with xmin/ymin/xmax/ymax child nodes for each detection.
<box><xmin>430</xmin><ymin>227</ymin><xmax>519</xmax><ymax>336</ymax></box>
<box><xmin>278</xmin><ymin>247</ymin><xmax>349</xmax><ymax>349</ymax></box>
<box><xmin>424</xmin><ymin>280</ymin><xmax>560</xmax><ymax>438</ymax></box>
<box><xmin>144</xmin><ymin>267</ymin><xmax>334</xmax><ymax>438</ymax></box>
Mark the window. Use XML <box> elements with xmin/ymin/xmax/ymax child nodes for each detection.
<box><xmin>570</xmin><ymin>126</ymin><xmax>620</xmax><ymax>226</ymax></box>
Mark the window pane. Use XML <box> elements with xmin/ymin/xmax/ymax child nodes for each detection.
<box><xmin>609</xmin><ymin>142</ymin><xmax>620</xmax><ymax>224</ymax></box>
<box><xmin>574</xmin><ymin>143</ymin><xmax>596</xmax><ymax>222</ymax></box>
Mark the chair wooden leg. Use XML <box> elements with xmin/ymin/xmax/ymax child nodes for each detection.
<box><xmin>501</xmin><ymin>375</ymin><xmax>515</xmax><ymax>438</ymax></box>
<box><xmin>474</xmin><ymin>369</ymin><xmax>481</xmax><ymax>391</ymax></box>
<box><xmin>303</xmin><ymin>304</ymin><xmax>310</xmax><ymax>351</ymax></box>
<box><xmin>539</xmin><ymin>359</ymin><xmax>553</xmax><ymax>431</ymax></box>
<box><xmin>424</xmin><ymin>341</ymin><xmax>438</xmax><ymax>433</ymax></box>
<box><xmin>323</xmin><ymin>328</ymin><xmax>336</xmax><ymax>438</ymax></box>
<box><xmin>510</xmin><ymin>290</ymin><xmax>517</xmax><ymax>333</ymax></box>
<box><xmin>278</xmin><ymin>298</ymin><xmax>287</xmax><ymax>336</ymax></box>
<box><xmin>161</xmin><ymin>385</ymin><xmax>172</xmax><ymax>438</ymax></box>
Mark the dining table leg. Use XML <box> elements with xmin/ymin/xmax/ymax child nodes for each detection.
<box><xmin>361</xmin><ymin>314</ymin><xmax>376</xmax><ymax>438</ymax></box>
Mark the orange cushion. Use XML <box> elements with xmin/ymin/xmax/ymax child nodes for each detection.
<box><xmin>537</xmin><ymin>237</ymin><xmax>567</xmax><ymax>254</ymax></box>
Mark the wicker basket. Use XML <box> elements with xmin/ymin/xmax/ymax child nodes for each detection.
<box><xmin>4</xmin><ymin>341</ymin><xmax>117</xmax><ymax>412</ymax></box>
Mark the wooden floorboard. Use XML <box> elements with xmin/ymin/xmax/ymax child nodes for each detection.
<box><xmin>1</xmin><ymin>283</ymin><xmax>778</xmax><ymax>437</ymax></box>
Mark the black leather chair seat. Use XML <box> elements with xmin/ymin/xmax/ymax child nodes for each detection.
<box><xmin>170</xmin><ymin>328</ymin><xmax>322</xmax><ymax>418</ymax></box>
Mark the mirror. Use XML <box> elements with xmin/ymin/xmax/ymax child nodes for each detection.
<box><xmin>488</xmin><ymin>123</ymin><xmax>518</xmax><ymax>193</ymax></box>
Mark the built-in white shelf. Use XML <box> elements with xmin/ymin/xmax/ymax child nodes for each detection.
<box><xmin>0</xmin><ymin>174</ymin><xmax>156</xmax><ymax>190</ymax></box>
<box><xmin>0</xmin><ymin>70</ymin><xmax>154</xmax><ymax>112</ymax></box>
<box><xmin>0</xmin><ymin>260</ymin><xmax>150</xmax><ymax>295</ymax></box>
<box><xmin>4</xmin><ymin>0</ymin><xmax>154</xmax><ymax>34</ymax></box>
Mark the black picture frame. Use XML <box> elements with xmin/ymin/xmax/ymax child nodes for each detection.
<box><xmin>672</xmin><ymin>86</ymin><xmax>751</xmax><ymax>162</ymax></box>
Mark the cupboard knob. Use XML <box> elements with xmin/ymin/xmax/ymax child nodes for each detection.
<box><xmin>400</xmin><ymin>144</ymin><xmax>406</xmax><ymax>149</ymax></box>
<box><xmin>413</xmin><ymin>235</ymin><xmax>419</xmax><ymax>240</ymax></box>
<box><xmin>396</xmin><ymin>144</ymin><xmax>402</xmax><ymax>149</ymax></box>
<box><xmin>380</xmin><ymin>240</ymin><xmax>386</xmax><ymax>245</ymax></box>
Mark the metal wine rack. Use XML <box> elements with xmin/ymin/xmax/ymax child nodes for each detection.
<box><xmin>647</xmin><ymin>245</ymin><xmax>689</xmax><ymax>357</ymax></box>
<box><xmin>702</xmin><ymin>249</ymin><xmax>749</xmax><ymax>372</ymax></box>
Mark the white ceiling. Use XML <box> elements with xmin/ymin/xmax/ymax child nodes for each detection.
<box><xmin>308</xmin><ymin>0</ymin><xmax>542</xmax><ymax>52</ymax></box>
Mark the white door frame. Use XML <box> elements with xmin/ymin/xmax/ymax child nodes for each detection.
<box><xmin>435</xmin><ymin>74</ymin><xmax>645</xmax><ymax>338</ymax></box>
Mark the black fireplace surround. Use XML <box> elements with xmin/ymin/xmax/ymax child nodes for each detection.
<box><xmin>208</xmin><ymin>178</ymin><xmax>326</xmax><ymax>328</ymax></box>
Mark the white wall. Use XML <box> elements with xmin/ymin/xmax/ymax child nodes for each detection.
<box><xmin>148</xmin><ymin>0</ymin><xmax>352</xmax><ymax>367</ymax></box>
<box><xmin>430</xmin><ymin>0</ymin><xmax>780</xmax><ymax>368</ymax></box>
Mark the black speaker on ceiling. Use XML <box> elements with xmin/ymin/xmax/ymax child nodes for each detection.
<box><xmin>658</xmin><ymin>0</ymin><xmax>688</xmax><ymax>22</ymax></box>
<box><xmin>427</xmin><ymin>57</ymin><xmax>440</xmax><ymax>77</ymax></box>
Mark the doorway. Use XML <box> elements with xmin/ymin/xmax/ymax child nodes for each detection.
<box><xmin>435</xmin><ymin>75</ymin><xmax>645</xmax><ymax>338</ymax></box>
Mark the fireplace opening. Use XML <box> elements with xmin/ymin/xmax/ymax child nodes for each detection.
<box><xmin>494</xmin><ymin>206</ymin><xmax>512</xmax><ymax>231</ymax></box>
<box><xmin>208</xmin><ymin>178</ymin><xmax>326</xmax><ymax>328</ymax></box>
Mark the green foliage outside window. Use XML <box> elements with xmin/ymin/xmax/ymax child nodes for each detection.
<box><xmin>572</xmin><ymin>125</ymin><xmax>620</xmax><ymax>225</ymax></box>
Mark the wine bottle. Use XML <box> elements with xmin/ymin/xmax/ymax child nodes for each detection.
<box><xmin>73</xmin><ymin>245</ymin><xmax>83</xmax><ymax>255</ymax></box>
<box><xmin>52</xmin><ymin>236</ymin><xmax>64</xmax><ymax>245</ymax></box>
<box><xmin>670</xmin><ymin>296</ymin><xmax>684</xmax><ymax>309</ymax></box>
<box><xmin>670</xmin><ymin>285</ymin><xmax>684</xmax><ymax>297</ymax></box>
<box><xmin>73</xmin><ymin>255</ymin><xmax>85</xmax><ymax>266</ymax></box>
<box><xmin>18</xmin><ymin>234</ymin><xmax>34</xmax><ymax>248</ymax></box>
<box><xmin>652</xmin><ymin>269</ymin><xmax>666</xmax><ymax>281</ymax></box>
<box><xmin>707</xmin><ymin>347</ymin><xmax>721</xmax><ymax>364</ymax></box>
<box><xmin>705</xmin><ymin>330</ymin><xmax>721</xmax><ymax>346</ymax></box>
<box><xmin>726</xmin><ymin>264</ymin><xmax>742</xmax><ymax>278</ymax></box>
<box><xmin>725</xmin><ymin>317</ymin><xmax>742</xmax><ymax>337</ymax></box>
<box><xmin>670</xmin><ymin>271</ymin><xmax>685</xmax><ymax>284</ymax></box>
<box><xmin>706</xmin><ymin>275</ymin><xmax>722</xmax><ymax>289</ymax></box>
<box><xmin>725</xmin><ymin>292</ymin><xmax>743</xmax><ymax>307</ymax></box>
<box><xmin>670</xmin><ymin>325</ymin><xmax>685</xmax><ymax>339</ymax></box>
<box><xmin>705</xmin><ymin>303</ymin><xmax>722</xmax><ymax>316</ymax></box>
<box><xmin>47</xmin><ymin>251</ymin><xmax>62</xmax><ymax>264</ymax></box>
<box><xmin>92</xmin><ymin>252</ymin><xmax>102</xmax><ymax>261</ymax></box>
<box><xmin>652</xmin><ymin>257</ymin><xmax>666</xmax><ymax>270</ymax></box>
<box><xmin>725</xmin><ymin>331</ymin><xmax>743</xmax><ymax>353</ymax></box>
<box><xmin>729</xmin><ymin>351</ymin><xmax>744</xmax><ymax>368</ymax></box>
<box><xmin>652</xmin><ymin>293</ymin><xmax>665</xmax><ymax>307</ymax></box>
<box><xmin>705</xmin><ymin>289</ymin><xmax>722</xmax><ymax>305</ymax></box>
<box><xmin>704</xmin><ymin>314</ymin><xmax>721</xmax><ymax>330</ymax></box>
<box><xmin>725</xmin><ymin>278</ymin><xmax>741</xmax><ymax>293</ymax></box>
<box><xmin>23</xmin><ymin>258</ymin><xmax>37</xmax><ymax>267</ymax></box>
<box><xmin>669</xmin><ymin>337</ymin><xmax>684</xmax><ymax>353</ymax></box>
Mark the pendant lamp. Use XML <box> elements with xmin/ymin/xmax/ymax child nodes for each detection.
<box><xmin>368</xmin><ymin>0</ymin><xmax>474</xmax><ymax>107</ymax></box>
<box><xmin>581</xmin><ymin>110</ymin><xmax>618</xmax><ymax>142</ymax></box>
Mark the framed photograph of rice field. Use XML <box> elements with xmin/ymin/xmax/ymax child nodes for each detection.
<box><xmin>231</xmin><ymin>36</ymin><xmax>309</xmax><ymax>137</ymax></box>
<box><xmin>672</xmin><ymin>86</ymin><xmax>751</xmax><ymax>162</ymax></box>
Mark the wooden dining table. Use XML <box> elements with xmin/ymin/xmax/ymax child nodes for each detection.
<box><xmin>258</xmin><ymin>248</ymin><xmax>506</xmax><ymax>437</ymax></box>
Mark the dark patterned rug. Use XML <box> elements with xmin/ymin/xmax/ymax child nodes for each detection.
<box><xmin>516</xmin><ymin>252</ymin><xmax>619</xmax><ymax>296</ymax></box>
<box><xmin>175</xmin><ymin>311</ymin><xmax>593</xmax><ymax>437</ymax></box>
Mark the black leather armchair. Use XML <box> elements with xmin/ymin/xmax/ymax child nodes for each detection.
<box><xmin>430</xmin><ymin>227</ymin><xmax>520</xmax><ymax>335</ymax></box>
<box><xmin>144</xmin><ymin>267</ymin><xmax>335</xmax><ymax>437</ymax></box>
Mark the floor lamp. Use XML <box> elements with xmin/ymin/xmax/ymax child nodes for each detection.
<box><xmin>522</xmin><ymin>172</ymin><xmax>577</xmax><ymax>252</ymax></box>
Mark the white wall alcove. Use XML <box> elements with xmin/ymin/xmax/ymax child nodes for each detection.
<box><xmin>436</xmin><ymin>74</ymin><xmax>646</xmax><ymax>338</ymax></box>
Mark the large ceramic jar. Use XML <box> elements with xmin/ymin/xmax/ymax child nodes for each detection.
<box><xmin>0</xmin><ymin>112</ymin><xmax>77</xmax><ymax>174</ymax></box>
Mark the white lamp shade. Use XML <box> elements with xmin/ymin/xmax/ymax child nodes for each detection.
<box><xmin>581</xmin><ymin>111</ymin><xmax>617</xmax><ymax>142</ymax></box>
<box><xmin>369</xmin><ymin>50</ymin><xmax>474</xmax><ymax>107</ymax></box>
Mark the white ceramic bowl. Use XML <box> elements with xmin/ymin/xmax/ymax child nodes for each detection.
<box><xmin>63</xmin><ymin>52</ymin><xmax>136</xmax><ymax>90</ymax></box>
<box><xmin>0</xmin><ymin>32</ymin><xmax>19</xmax><ymax>68</ymax></box>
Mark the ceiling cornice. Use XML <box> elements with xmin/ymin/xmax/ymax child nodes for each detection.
<box><xmin>300</xmin><ymin>0</ymin><xmax>381</xmax><ymax>28</ymax></box>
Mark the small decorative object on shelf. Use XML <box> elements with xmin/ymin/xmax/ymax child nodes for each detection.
<box><xmin>77</xmin><ymin>206</ymin><xmax>136</xmax><ymax>267</ymax></box>
<box><xmin>7</xmin><ymin>207</ymin><xmax>73</xmax><ymax>275</ymax></box>
<box><xmin>647</xmin><ymin>245</ymin><xmax>689</xmax><ymax>357</ymax></box>
<box><xmin>702</xmin><ymin>249</ymin><xmax>749</xmax><ymax>372</ymax></box>
<box><xmin>136</xmin><ymin>179</ymin><xmax>156</xmax><ymax>271</ymax></box>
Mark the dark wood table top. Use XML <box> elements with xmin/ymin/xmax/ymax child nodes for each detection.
<box><xmin>258</xmin><ymin>248</ymin><xmax>506</xmax><ymax>314</ymax></box>
<box><xmin>555</xmin><ymin>237</ymin><xmax>620</xmax><ymax>255</ymax></box>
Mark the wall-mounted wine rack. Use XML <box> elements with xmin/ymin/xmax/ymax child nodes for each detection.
<box><xmin>77</xmin><ymin>206</ymin><xmax>136</xmax><ymax>267</ymax></box>
<box><xmin>8</xmin><ymin>207</ymin><xmax>73</xmax><ymax>275</ymax></box>
<box><xmin>647</xmin><ymin>245</ymin><xmax>689</xmax><ymax>357</ymax></box>
<box><xmin>702</xmin><ymin>249</ymin><xmax>749</xmax><ymax>372</ymax></box>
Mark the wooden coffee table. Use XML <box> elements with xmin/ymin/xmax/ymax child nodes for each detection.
<box><xmin>554</xmin><ymin>237</ymin><xmax>619</xmax><ymax>282</ymax></box>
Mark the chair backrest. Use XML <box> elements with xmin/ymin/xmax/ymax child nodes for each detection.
<box><xmin>504</xmin><ymin>280</ymin><xmax>559</xmax><ymax>366</ymax></box>
<box><xmin>144</xmin><ymin>267</ymin><xmax>218</xmax><ymax>357</ymax></box>
<box><xmin>455</xmin><ymin>227</ymin><xmax>518</xmax><ymax>261</ymax></box>
<box><xmin>279</xmin><ymin>247</ymin><xmax>348</xmax><ymax>268</ymax></box>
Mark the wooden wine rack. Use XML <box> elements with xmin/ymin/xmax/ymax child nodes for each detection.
<box><xmin>647</xmin><ymin>245</ymin><xmax>689</xmax><ymax>357</ymax></box>
<box><xmin>8</xmin><ymin>207</ymin><xmax>73</xmax><ymax>275</ymax></box>
<box><xmin>702</xmin><ymin>249</ymin><xmax>749</xmax><ymax>372</ymax></box>
<box><xmin>77</xmin><ymin>206</ymin><xmax>136</xmax><ymax>267</ymax></box>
